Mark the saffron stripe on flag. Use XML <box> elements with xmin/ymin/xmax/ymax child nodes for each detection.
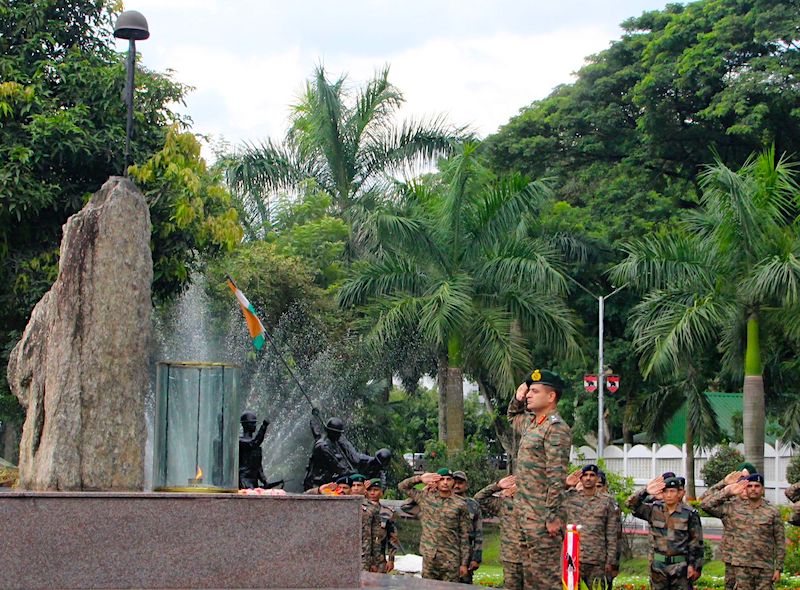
<box><xmin>227</xmin><ymin>279</ymin><xmax>266</xmax><ymax>351</ymax></box>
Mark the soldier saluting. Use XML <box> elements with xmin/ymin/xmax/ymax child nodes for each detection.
<box><xmin>701</xmin><ymin>473</ymin><xmax>784</xmax><ymax>590</ymax></box>
<box><xmin>398</xmin><ymin>468</ymin><xmax>471</xmax><ymax>583</ymax></box>
<box><xmin>627</xmin><ymin>475</ymin><xmax>703</xmax><ymax>589</ymax></box>
<box><xmin>508</xmin><ymin>369</ymin><xmax>571</xmax><ymax>590</ymax></box>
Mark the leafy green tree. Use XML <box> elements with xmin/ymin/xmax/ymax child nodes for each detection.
<box><xmin>700</xmin><ymin>446</ymin><xmax>745</xmax><ymax>488</ymax></box>
<box><xmin>224</xmin><ymin>65</ymin><xmax>460</xmax><ymax>240</ymax></box>
<box><xmin>129</xmin><ymin>128</ymin><xmax>243</xmax><ymax>299</ymax></box>
<box><xmin>0</xmin><ymin>0</ymin><xmax>191</xmax><ymax>458</ymax></box>
<box><xmin>611</xmin><ymin>148</ymin><xmax>800</xmax><ymax>474</ymax></box>
<box><xmin>339</xmin><ymin>143</ymin><xmax>579</xmax><ymax>453</ymax></box>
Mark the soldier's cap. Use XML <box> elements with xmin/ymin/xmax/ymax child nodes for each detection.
<box><xmin>350</xmin><ymin>474</ymin><xmax>367</xmax><ymax>482</ymax></box>
<box><xmin>598</xmin><ymin>470</ymin><xmax>607</xmax><ymax>486</ymax></box>
<box><xmin>335</xmin><ymin>475</ymin><xmax>353</xmax><ymax>486</ymax></box>
<box><xmin>436</xmin><ymin>468</ymin><xmax>454</xmax><ymax>477</ymax></box>
<box><xmin>663</xmin><ymin>476</ymin><xmax>685</xmax><ymax>489</ymax></box>
<box><xmin>525</xmin><ymin>369</ymin><xmax>566</xmax><ymax>393</ymax></box>
<box><xmin>746</xmin><ymin>473</ymin><xmax>765</xmax><ymax>485</ymax></box>
<box><xmin>581</xmin><ymin>464</ymin><xmax>600</xmax><ymax>474</ymax></box>
<box><xmin>661</xmin><ymin>471</ymin><xmax>676</xmax><ymax>479</ymax></box>
<box><xmin>452</xmin><ymin>470</ymin><xmax>468</xmax><ymax>481</ymax></box>
<box><xmin>738</xmin><ymin>462</ymin><xmax>757</xmax><ymax>475</ymax></box>
<box><xmin>366</xmin><ymin>478</ymin><xmax>384</xmax><ymax>490</ymax></box>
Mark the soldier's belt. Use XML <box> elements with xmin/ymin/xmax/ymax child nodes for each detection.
<box><xmin>653</xmin><ymin>553</ymin><xmax>687</xmax><ymax>565</ymax></box>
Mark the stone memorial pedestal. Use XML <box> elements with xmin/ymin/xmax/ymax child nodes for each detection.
<box><xmin>0</xmin><ymin>492</ymin><xmax>361</xmax><ymax>589</ymax></box>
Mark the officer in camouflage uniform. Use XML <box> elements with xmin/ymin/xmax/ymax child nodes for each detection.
<box><xmin>453</xmin><ymin>470</ymin><xmax>483</xmax><ymax>583</ymax></box>
<box><xmin>350</xmin><ymin>473</ymin><xmax>381</xmax><ymax>571</ymax></box>
<box><xmin>365</xmin><ymin>478</ymin><xmax>401</xmax><ymax>573</ymax></box>
<box><xmin>701</xmin><ymin>473</ymin><xmax>784</xmax><ymax>590</ymax></box>
<box><xmin>398</xmin><ymin>468</ymin><xmax>471</xmax><ymax>582</ymax></box>
<box><xmin>563</xmin><ymin>464</ymin><xmax>621</xmax><ymax>589</ymax></box>
<box><xmin>475</xmin><ymin>474</ymin><xmax>524</xmax><ymax>590</ymax></box>
<box><xmin>699</xmin><ymin>464</ymin><xmax>754</xmax><ymax>590</ymax></box>
<box><xmin>508</xmin><ymin>369</ymin><xmax>572</xmax><ymax>590</ymax></box>
<box><xmin>627</xmin><ymin>475</ymin><xmax>703</xmax><ymax>589</ymax></box>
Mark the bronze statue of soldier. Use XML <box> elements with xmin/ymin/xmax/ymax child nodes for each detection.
<box><xmin>238</xmin><ymin>411</ymin><xmax>269</xmax><ymax>489</ymax></box>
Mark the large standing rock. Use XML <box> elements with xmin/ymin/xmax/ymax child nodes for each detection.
<box><xmin>7</xmin><ymin>176</ymin><xmax>152</xmax><ymax>490</ymax></box>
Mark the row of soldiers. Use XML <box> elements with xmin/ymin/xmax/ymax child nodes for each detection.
<box><xmin>312</xmin><ymin>367</ymin><xmax>796</xmax><ymax>590</ymax></box>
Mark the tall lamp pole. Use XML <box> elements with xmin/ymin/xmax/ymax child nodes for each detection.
<box><xmin>566</xmin><ymin>276</ymin><xmax>626</xmax><ymax>460</ymax></box>
<box><xmin>113</xmin><ymin>10</ymin><xmax>150</xmax><ymax>176</ymax></box>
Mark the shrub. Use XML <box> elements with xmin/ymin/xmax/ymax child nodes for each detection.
<box><xmin>787</xmin><ymin>454</ymin><xmax>800</xmax><ymax>485</ymax></box>
<box><xmin>700</xmin><ymin>446</ymin><xmax>745</xmax><ymax>487</ymax></box>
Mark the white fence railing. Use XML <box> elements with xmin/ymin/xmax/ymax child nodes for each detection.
<box><xmin>570</xmin><ymin>442</ymin><xmax>796</xmax><ymax>504</ymax></box>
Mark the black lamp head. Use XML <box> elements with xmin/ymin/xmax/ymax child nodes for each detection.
<box><xmin>114</xmin><ymin>10</ymin><xmax>150</xmax><ymax>41</ymax></box>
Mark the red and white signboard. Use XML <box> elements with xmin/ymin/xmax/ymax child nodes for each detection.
<box><xmin>583</xmin><ymin>375</ymin><xmax>598</xmax><ymax>393</ymax></box>
<box><xmin>606</xmin><ymin>375</ymin><xmax>620</xmax><ymax>393</ymax></box>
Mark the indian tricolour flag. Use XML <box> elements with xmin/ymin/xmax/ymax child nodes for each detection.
<box><xmin>226</xmin><ymin>277</ymin><xmax>266</xmax><ymax>350</ymax></box>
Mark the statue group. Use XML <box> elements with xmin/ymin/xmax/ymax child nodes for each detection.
<box><xmin>237</xmin><ymin>409</ymin><xmax>391</xmax><ymax>491</ymax></box>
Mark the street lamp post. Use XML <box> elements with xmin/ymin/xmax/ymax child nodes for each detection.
<box><xmin>567</xmin><ymin>276</ymin><xmax>625</xmax><ymax>460</ymax></box>
<box><xmin>113</xmin><ymin>10</ymin><xmax>150</xmax><ymax>176</ymax></box>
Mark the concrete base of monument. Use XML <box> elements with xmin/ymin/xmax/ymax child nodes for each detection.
<box><xmin>0</xmin><ymin>491</ymin><xmax>363</xmax><ymax>589</ymax></box>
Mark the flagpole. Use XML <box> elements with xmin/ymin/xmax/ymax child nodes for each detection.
<box><xmin>226</xmin><ymin>274</ymin><xmax>321</xmax><ymax>420</ymax></box>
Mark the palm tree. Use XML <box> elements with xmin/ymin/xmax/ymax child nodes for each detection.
<box><xmin>611</xmin><ymin>147</ymin><xmax>800</xmax><ymax>473</ymax></box>
<box><xmin>224</xmin><ymin>65</ymin><xmax>461</xmax><ymax>240</ymax></box>
<box><xmin>339</xmin><ymin>143</ymin><xmax>580</xmax><ymax>453</ymax></box>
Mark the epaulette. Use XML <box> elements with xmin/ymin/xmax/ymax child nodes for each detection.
<box><xmin>550</xmin><ymin>414</ymin><xmax>562</xmax><ymax>424</ymax></box>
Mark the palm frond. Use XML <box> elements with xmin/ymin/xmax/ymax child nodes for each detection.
<box><xmin>468</xmin><ymin>175</ymin><xmax>553</xmax><ymax>253</ymax></box>
<box><xmin>463</xmin><ymin>305</ymin><xmax>527</xmax><ymax>395</ymax></box>
<box><xmin>741</xmin><ymin>237</ymin><xmax>800</xmax><ymax>307</ymax></box>
<box><xmin>338</xmin><ymin>257</ymin><xmax>429</xmax><ymax>307</ymax></box>
<box><xmin>476</xmin><ymin>238</ymin><xmax>568</xmax><ymax>296</ymax></box>
<box><xmin>685</xmin><ymin>382</ymin><xmax>722</xmax><ymax>446</ymax></box>
<box><xmin>610</xmin><ymin>232</ymin><xmax>717</xmax><ymax>293</ymax></box>
<box><xmin>419</xmin><ymin>275</ymin><xmax>474</xmax><ymax>347</ymax></box>
<box><xmin>500</xmin><ymin>290</ymin><xmax>581</xmax><ymax>360</ymax></box>
<box><xmin>360</xmin><ymin>294</ymin><xmax>426</xmax><ymax>353</ymax></box>
<box><xmin>640</xmin><ymin>386</ymin><xmax>685</xmax><ymax>440</ymax></box>
<box><xmin>630</xmin><ymin>289</ymin><xmax>732</xmax><ymax>379</ymax></box>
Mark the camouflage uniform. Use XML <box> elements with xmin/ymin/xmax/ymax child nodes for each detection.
<box><xmin>700</xmin><ymin>479</ymin><xmax>735</xmax><ymax>590</ymax></box>
<box><xmin>398</xmin><ymin>475</ymin><xmax>471</xmax><ymax>582</ymax></box>
<box><xmin>455</xmin><ymin>494</ymin><xmax>483</xmax><ymax>583</ymax></box>
<box><xmin>508</xmin><ymin>396</ymin><xmax>572</xmax><ymax>590</ymax></box>
<box><xmin>361</xmin><ymin>498</ymin><xmax>381</xmax><ymax>571</ymax></box>
<box><xmin>371</xmin><ymin>502</ymin><xmax>401</xmax><ymax>573</ymax></box>
<box><xmin>701</xmin><ymin>489</ymin><xmax>785</xmax><ymax>590</ymax></box>
<box><xmin>475</xmin><ymin>482</ymin><xmax>524</xmax><ymax>590</ymax></box>
<box><xmin>562</xmin><ymin>487</ymin><xmax>621</xmax><ymax>589</ymax></box>
<box><xmin>785</xmin><ymin>482</ymin><xmax>800</xmax><ymax>526</ymax></box>
<box><xmin>627</xmin><ymin>488</ymin><xmax>704</xmax><ymax>590</ymax></box>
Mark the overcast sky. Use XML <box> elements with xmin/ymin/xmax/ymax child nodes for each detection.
<box><xmin>120</xmin><ymin>1</ymin><xmax>680</xmax><ymax>154</ymax></box>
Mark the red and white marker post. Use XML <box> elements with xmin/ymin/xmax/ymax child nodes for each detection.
<box><xmin>562</xmin><ymin>523</ymin><xmax>582</xmax><ymax>590</ymax></box>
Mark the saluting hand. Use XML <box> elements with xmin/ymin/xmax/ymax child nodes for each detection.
<box><xmin>515</xmin><ymin>382</ymin><xmax>529</xmax><ymax>402</ymax></box>
<box><xmin>646</xmin><ymin>476</ymin><xmax>665</xmax><ymax>496</ymax></box>
<box><xmin>724</xmin><ymin>480</ymin><xmax>747</xmax><ymax>497</ymax></box>
<box><xmin>723</xmin><ymin>470</ymin><xmax>745</xmax><ymax>485</ymax></box>
<box><xmin>566</xmin><ymin>469</ymin><xmax>582</xmax><ymax>488</ymax></box>
<box><xmin>498</xmin><ymin>475</ymin><xmax>516</xmax><ymax>489</ymax></box>
<box><xmin>420</xmin><ymin>472</ymin><xmax>441</xmax><ymax>485</ymax></box>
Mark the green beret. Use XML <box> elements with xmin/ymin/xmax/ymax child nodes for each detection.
<box><xmin>525</xmin><ymin>369</ymin><xmax>566</xmax><ymax>392</ymax></box>
<box><xmin>366</xmin><ymin>478</ymin><xmax>384</xmax><ymax>489</ymax></box>
<box><xmin>350</xmin><ymin>474</ymin><xmax>367</xmax><ymax>482</ymax></box>
<box><xmin>436</xmin><ymin>468</ymin><xmax>453</xmax><ymax>477</ymax></box>
<box><xmin>738</xmin><ymin>462</ymin><xmax>757</xmax><ymax>475</ymax></box>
